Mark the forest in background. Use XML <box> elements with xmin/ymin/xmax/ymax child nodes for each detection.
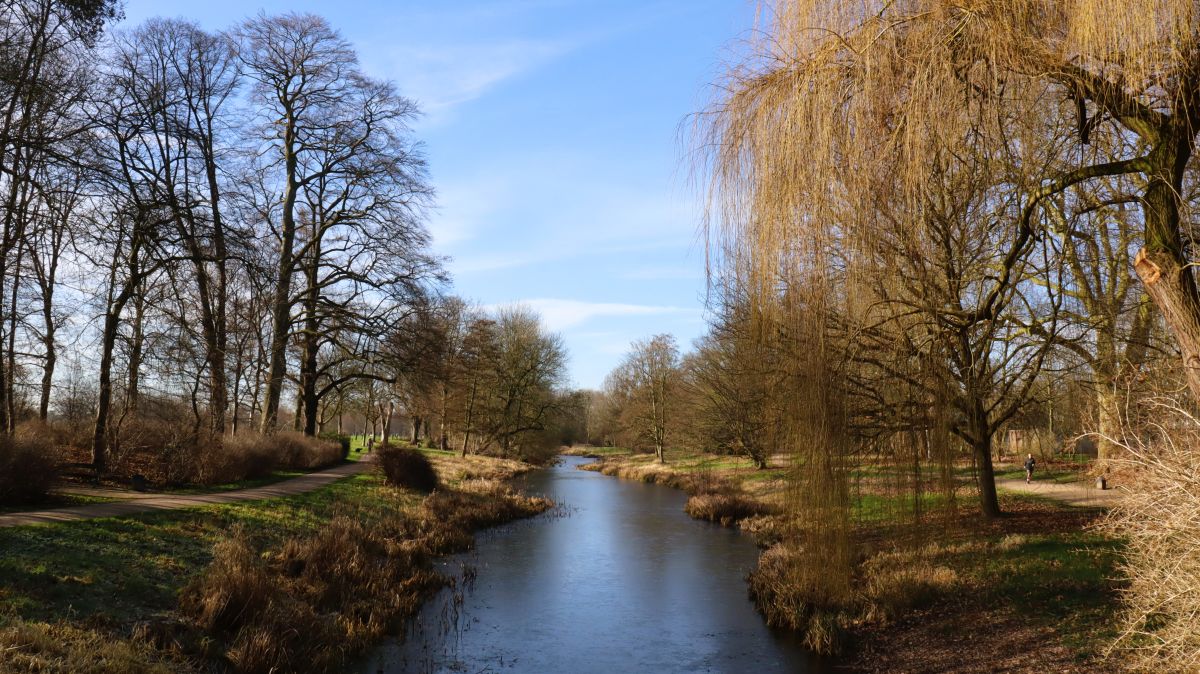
<box><xmin>0</xmin><ymin>1</ymin><xmax>586</xmax><ymax>494</ymax></box>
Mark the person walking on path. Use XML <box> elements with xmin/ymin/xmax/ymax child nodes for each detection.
<box><xmin>1024</xmin><ymin>453</ymin><xmax>1036</xmax><ymax>484</ymax></box>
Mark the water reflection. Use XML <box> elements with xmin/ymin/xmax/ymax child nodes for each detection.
<box><xmin>364</xmin><ymin>456</ymin><xmax>828</xmax><ymax>673</ymax></box>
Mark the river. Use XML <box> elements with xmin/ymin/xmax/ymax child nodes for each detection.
<box><xmin>363</xmin><ymin>455</ymin><xmax>829</xmax><ymax>673</ymax></box>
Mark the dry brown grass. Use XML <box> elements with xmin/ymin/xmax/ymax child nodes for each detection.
<box><xmin>579</xmin><ymin>460</ymin><xmax>701</xmax><ymax>492</ymax></box>
<box><xmin>749</xmin><ymin>540</ymin><xmax>960</xmax><ymax>655</ymax></box>
<box><xmin>0</xmin><ymin>617</ymin><xmax>172</xmax><ymax>674</ymax></box>
<box><xmin>426</xmin><ymin>452</ymin><xmax>536</xmax><ymax>482</ymax></box>
<box><xmin>684</xmin><ymin>493</ymin><xmax>775</xmax><ymax>526</ymax></box>
<box><xmin>180</xmin><ymin>477</ymin><xmax>551</xmax><ymax>673</ymax></box>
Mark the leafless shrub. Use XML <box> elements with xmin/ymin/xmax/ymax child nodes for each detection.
<box><xmin>377</xmin><ymin>443</ymin><xmax>438</xmax><ymax>492</ymax></box>
<box><xmin>0</xmin><ymin>427</ymin><xmax>59</xmax><ymax>505</ymax></box>
<box><xmin>195</xmin><ymin>435</ymin><xmax>277</xmax><ymax>485</ymax></box>
<box><xmin>1101</xmin><ymin>398</ymin><xmax>1200</xmax><ymax>671</ymax></box>
<box><xmin>270</xmin><ymin>432</ymin><xmax>342</xmax><ymax>470</ymax></box>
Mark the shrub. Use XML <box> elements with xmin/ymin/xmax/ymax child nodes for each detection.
<box><xmin>318</xmin><ymin>433</ymin><xmax>351</xmax><ymax>460</ymax></box>
<box><xmin>197</xmin><ymin>435</ymin><xmax>278</xmax><ymax>485</ymax></box>
<box><xmin>0</xmin><ymin>429</ymin><xmax>59</xmax><ymax>505</ymax></box>
<box><xmin>271</xmin><ymin>432</ymin><xmax>342</xmax><ymax>471</ymax></box>
<box><xmin>1102</xmin><ymin>398</ymin><xmax>1200</xmax><ymax>671</ymax></box>
<box><xmin>377</xmin><ymin>444</ymin><xmax>438</xmax><ymax>493</ymax></box>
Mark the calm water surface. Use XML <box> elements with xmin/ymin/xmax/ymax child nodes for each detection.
<box><xmin>364</xmin><ymin>456</ymin><xmax>829</xmax><ymax>673</ymax></box>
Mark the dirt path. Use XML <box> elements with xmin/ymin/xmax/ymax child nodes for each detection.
<box><xmin>0</xmin><ymin>459</ymin><xmax>371</xmax><ymax>528</ymax></box>
<box><xmin>995</xmin><ymin>476</ymin><xmax>1123</xmax><ymax>508</ymax></box>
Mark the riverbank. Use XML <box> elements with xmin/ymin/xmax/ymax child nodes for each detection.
<box><xmin>575</xmin><ymin>448</ymin><xmax>1123</xmax><ymax>672</ymax></box>
<box><xmin>0</xmin><ymin>449</ymin><xmax>550</xmax><ymax>673</ymax></box>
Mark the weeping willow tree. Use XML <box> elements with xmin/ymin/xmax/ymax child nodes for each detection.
<box><xmin>706</xmin><ymin>0</ymin><xmax>1200</xmax><ymax>399</ymax></box>
<box><xmin>703</xmin><ymin>0</ymin><xmax>1082</xmax><ymax>523</ymax></box>
<box><xmin>702</xmin><ymin>0</ymin><xmax>1200</xmax><ymax>659</ymax></box>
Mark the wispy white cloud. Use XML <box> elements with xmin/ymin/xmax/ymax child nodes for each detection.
<box><xmin>378</xmin><ymin>38</ymin><xmax>578</xmax><ymax>114</ymax></box>
<box><xmin>486</xmin><ymin>298</ymin><xmax>699</xmax><ymax>332</ymax></box>
<box><xmin>438</xmin><ymin>159</ymin><xmax>703</xmax><ymax>274</ymax></box>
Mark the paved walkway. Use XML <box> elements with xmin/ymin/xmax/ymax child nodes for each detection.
<box><xmin>996</xmin><ymin>476</ymin><xmax>1123</xmax><ymax>508</ymax></box>
<box><xmin>0</xmin><ymin>459</ymin><xmax>371</xmax><ymax>528</ymax></box>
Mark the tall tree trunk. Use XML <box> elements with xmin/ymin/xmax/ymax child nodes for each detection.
<box><xmin>462</xmin><ymin>376</ymin><xmax>477</xmax><ymax>457</ymax></box>
<box><xmin>382</xmin><ymin>400</ymin><xmax>393</xmax><ymax>445</ymax></box>
<box><xmin>124</xmin><ymin>287</ymin><xmax>145</xmax><ymax>418</ymax></box>
<box><xmin>972</xmin><ymin>433</ymin><xmax>1001</xmax><ymax>519</ymax></box>
<box><xmin>260</xmin><ymin>118</ymin><xmax>299</xmax><ymax>433</ymax></box>
<box><xmin>1136</xmin><ymin>248</ymin><xmax>1200</xmax><ymax>400</ymax></box>
<box><xmin>204</xmin><ymin>129</ymin><xmax>229</xmax><ymax>436</ymax></box>
<box><xmin>93</xmin><ymin>309</ymin><xmax>124</xmax><ymax>471</ymax></box>
<box><xmin>230</xmin><ymin>336</ymin><xmax>244</xmax><ymax>435</ymax></box>
<box><xmin>293</xmin><ymin>392</ymin><xmax>303</xmax><ymax>432</ymax></box>
<box><xmin>6</xmin><ymin>236</ymin><xmax>25</xmax><ymax>432</ymax></box>
<box><xmin>36</xmin><ymin>223</ymin><xmax>61</xmax><ymax>422</ymax></box>
<box><xmin>1135</xmin><ymin>134</ymin><xmax>1200</xmax><ymax>401</ymax></box>
<box><xmin>300</xmin><ymin>250</ymin><xmax>319</xmax><ymax>436</ymax></box>
<box><xmin>439</xmin><ymin>384</ymin><xmax>449</xmax><ymax>450</ymax></box>
<box><xmin>38</xmin><ymin>330</ymin><xmax>54</xmax><ymax>421</ymax></box>
<box><xmin>92</xmin><ymin>230</ymin><xmax>142</xmax><ymax>471</ymax></box>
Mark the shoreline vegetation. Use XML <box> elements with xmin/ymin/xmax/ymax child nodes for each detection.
<box><xmin>0</xmin><ymin>448</ymin><xmax>551</xmax><ymax>674</ymax></box>
<box><xmin>570</xmin><ymin>446</ymin><xmax>1122</xmax><ymax>672</ymax></box>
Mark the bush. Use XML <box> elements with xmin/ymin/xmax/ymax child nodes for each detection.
<box><xmin>171</xmin><ymin>432</ymin><xmax>342</xmax><ymax>487</ymax></box>
<box><xmin>271</xmin><ymin>432</ymin><xmax>342</xmax><ymax>471</ymax></box>
<box><xmin>377</xmin><ymin>444</ymin><xmax>438</xmax><ymax>493</ymax></box>
<box><xmin>0</xmin><ymin>429</ymin><xmax>59</xmax><ymax>505</ymax></box>
<box><xmin>318</xmin><ymin>433</ymin><xmax>351</xmax><ymax>460</ymax></box>
<box><xmin>196</xmin><ymin>435</ymin><xmax>278</xmax><ymax>485</ymax></box>
<box><xmin>1102</xmin><ymin>398</ymin><xmax>1200</xmax><ymax>671</ymax></box>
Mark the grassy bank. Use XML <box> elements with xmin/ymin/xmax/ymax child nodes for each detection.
<box><xmin>577</xmin><ymin>448</ymin><xmax>1122</xmax><ymax>672</ymax></box>
<box><xmin>0</xmin><ymin>450</ymin><xmax>550</xmax><ymax>673</ymax></box>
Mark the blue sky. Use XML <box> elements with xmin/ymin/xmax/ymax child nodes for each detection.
<box><xmin>119</xmin><ymin>0</ymin><xmax>757</xmax><ymax>389</ymax></box>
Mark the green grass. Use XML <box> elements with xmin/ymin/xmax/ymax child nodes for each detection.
<box><xmin>971</xmin><ymin>531</ymin><xmax>1123</xmax><ymax>656</ymax></box>
<box><xmin>851</xmin><ymin>490</ymin><xmax>951</xmax><ymax>523</ymax></box>
<box><xmin>0</xmin><ymin>472</ymin><xmax>412</xmax><ymax>626</ymax></box>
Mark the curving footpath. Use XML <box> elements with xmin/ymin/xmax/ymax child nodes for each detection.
<box><xmin>0</xmin><ymin>459</ymin><xmax>371</xmax><ymax>529</ymax></box>
<box><xmin>995</xmin><ymin>476</ymin><xmax>1123</xmax><ymax>509</ymax></box>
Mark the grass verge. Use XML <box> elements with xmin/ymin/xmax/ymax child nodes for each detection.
<box><xmin>0</xmin><ymin>450</ymin><xmax>549</xmax><ymax>673</ymax></box>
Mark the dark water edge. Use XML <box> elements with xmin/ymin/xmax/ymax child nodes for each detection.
<box><xmin>361</xmin><ymin>456</ymin><xmax>833</xmax><ymax>673</ymax></box>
